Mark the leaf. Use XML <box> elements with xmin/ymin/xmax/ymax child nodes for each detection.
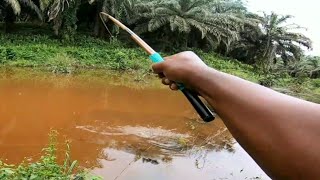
<box><xmin>67</xmin><ymin>160</ymin><xmax>78</xmax><ymax>175</ymax></box>
<box><xmin>3</xmin><ymin>168</ymin><xmax>15</xmax><ymax>175</ymax></box>
<box><xmin>30</xmin><ymin>174</ymin><xmax>38</xmax><ymax>179</ymax></box>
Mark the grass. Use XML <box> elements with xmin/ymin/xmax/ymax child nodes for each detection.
<box><xmin>0</xmin><ymin>33</ymin><xmax>151</xmax><ymax>72</ymax></box>
<box><xmin>0</xmin><ymin>130</ymin><xmax>101</xmax><ymax>180</ymax></box>
<box><xmin>0</xmin><ymin>33</ymin><xmax>260</xmax><ymax>80</ymax></box>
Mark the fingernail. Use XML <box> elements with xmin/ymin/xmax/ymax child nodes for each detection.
<box><xmin>170</xmin><ymin>84</ymin><xmax>176</xmax><ymax>90</ymax></box>
<box><xmin>164</xmin><ymin>79</ymin><xmax>170</xmax><ymax>84</ymax></box>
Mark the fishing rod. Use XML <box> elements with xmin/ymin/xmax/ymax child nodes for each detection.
<box><xmin>99</xmin><ymin>12</ymin><xmax>215</xmax><ymax>122</ymax></box>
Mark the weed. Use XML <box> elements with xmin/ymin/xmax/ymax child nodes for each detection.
<box><xmin>177</xmin><ymin>137</ymin><xmax>190</xmax><ymax>149</ymax></box>
<box><xmin>46</xmin><ymin>54</ymin><xmax>78</xmax><ymax>74</ymax></box>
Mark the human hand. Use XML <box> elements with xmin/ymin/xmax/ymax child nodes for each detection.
<box><xmin>152</xmin><ymin>51</ymin><xmax>209</xmax><ymax>90</ymax></box>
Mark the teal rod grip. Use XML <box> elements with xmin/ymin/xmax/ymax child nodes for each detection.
<box><xmin>149</xmin><ymin>53</ymin><xmax>164</xmax><ymax>63</ymax></box>
<box><xmin>149</xmin><ymin>52</ymin><xmax>215</xmax><ymax>122</ymax></box>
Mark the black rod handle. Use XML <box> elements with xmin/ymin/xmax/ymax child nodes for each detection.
<box><xmin>181</xmin><ymin>88</ymin><xmax>215</xmax><ymax>122</ymax></box>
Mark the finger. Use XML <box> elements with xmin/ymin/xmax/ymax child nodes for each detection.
<box><xmin>170</xmin><ymin>83</ymin><xmax>179</xmax><ymax>91</ymax></box>
<box><xmin>162</xmin><ymin>78</ymin><xmax>171</xmax><ymax>85</ymax></box>
<box><xmin>152</xmin><ymin>62</ymin><xmax>165</xmax><ymax>74</ymax></box>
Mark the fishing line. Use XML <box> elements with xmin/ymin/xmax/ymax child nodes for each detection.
<box><xmin>98</xmin><ymin>12</ymin><xmax>215</xmax><ymax>123</ymax></box>
<box><xmin>99</xmin><ymin>12</ymin><xmax>114</xmax><ymax>38</ymax></box>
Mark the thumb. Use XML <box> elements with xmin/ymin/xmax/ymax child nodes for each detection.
<box><xmin>152</xmin><ymin>62</ymin><xmax>166</xmax><ymax>74</ymax></box>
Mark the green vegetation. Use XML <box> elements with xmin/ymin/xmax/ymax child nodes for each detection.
<box><xmin>0</xmin><ymin>33</ymin><xmax>150</xmax><ymax>72</ymax></box>
<box><xmin>1</xmin><ymin>0</ymin><xmax>317</xmax><ymax>71</ymax></box>
<box><xmin>0</xmin><ymin>130</ymin><xmax>101</xmax><ymax>180</ymax></box>
<box><xmin>1</xmin><ymin>32</ymin><xmax>319</xmax><ymax>103</ymax></box>
<box><xmin>1</xmin><ymin>0</ymin><xmax>319</xmax><ymax>78</ymax></box>
<box><xmin>0</xmin><ymin>32</ymin><xmax>260</xmax><ymax>80</ymax></box>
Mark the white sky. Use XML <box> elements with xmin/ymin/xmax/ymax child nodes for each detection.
<box><xmin>247</xmin><ymin>0</ymin><xmax>320</xmax><ymax>56</ymax></box>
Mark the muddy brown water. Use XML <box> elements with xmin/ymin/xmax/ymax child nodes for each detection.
<box><xmin>0</xmin><ymin>69</ymin><xmax>270</xmax><ymax>179</ymax></box>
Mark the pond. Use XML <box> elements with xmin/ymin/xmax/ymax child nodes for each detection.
<box><xmin>0</xmin><ymin>68</ymin><xmax>270</xmax><ymax>180</ymax></box>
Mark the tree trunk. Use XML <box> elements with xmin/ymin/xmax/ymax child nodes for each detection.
<box><xmin>4</xmin><ymin>6</ymin><xmax>16</xmax><ymax>33</ymax></box>
<box><xmin>93</xmin><ymin>14</ymin><xmax>100</xmax><ymax>37</ymax></box>
<box><xmin>184</xmin><ymin>34</ymin><xmax>188</xmax><ymax>48</ymax></box>
<box><xmin>93</xmin><ymin>12</ymin><xmax>107</xmax><ymax>37</ymax></box>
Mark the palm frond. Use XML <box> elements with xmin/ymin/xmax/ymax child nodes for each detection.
<box><xmin>276</xmin><ymin>14</ymin><xmax>293</xmax><ymax>25</ymax></box>
<box><xmin>19</xmin><ymin>0</ymin><xmax>43</xmax><ymax>20</ymax></box>
<box><xmin>148</xmin><ymin>17</ymin><xmax>169</xmax><ymax>32</ymax></box>
<box><xmin>39</xmin><ymin>0</ymin><xmax>51</xmax><ymax>11</ymax></box>
<box><xmin>48</xmin><ymin>0</ymin><xmax>73</xmax><ymax>21</ymax></box>
<box><xmin>5</xmin><ymin>0</ymin><xmax>21</xmax><ymax>14</ymax></box>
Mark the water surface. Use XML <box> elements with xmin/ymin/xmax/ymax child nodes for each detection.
<box><xmin>0</xmin><ymin>68</ymin><xmax>270</xmax><ymax>180</ymax></box>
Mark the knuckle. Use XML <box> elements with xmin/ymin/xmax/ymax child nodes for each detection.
<box><xmin>184</xmin><ymin>50</ymin><xmax>194</xmax><ymax>54</ymax></box>
<box><xmin>164</xmin><ymin>56</ymin><xmax>173</xmax><ymax>61</ymax></box>
<box><xmin>184</xmin><ymin>51</ymin><xmax>195</xmax><ymax>56</ymax></box>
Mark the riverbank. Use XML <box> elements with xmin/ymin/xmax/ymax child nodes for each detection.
<box><xmin>1</xmin><ymin>33</ymin><xmax>320</xmax><ymax>102</ymax></box>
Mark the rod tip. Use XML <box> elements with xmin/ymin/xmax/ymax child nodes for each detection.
<box><xmin>100</xmin><ymin>12</ymin><xmax>110</xmax><ymax>18</ymax></box>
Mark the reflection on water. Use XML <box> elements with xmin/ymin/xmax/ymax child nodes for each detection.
<box><xmin>76</xmin><ymin>126</ymin><xmax>190</xmax><ymax>139</ymax></box>
<box><xmin>0</xmin><ymin>68</ymin><xmax>270</xmax><ymax>179</ymax></box>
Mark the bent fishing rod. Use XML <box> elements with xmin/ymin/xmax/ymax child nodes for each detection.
<box><xmin>99</xmin><ymin>12</ymin><xmax>215</xmax><ymax>122</ymax></box>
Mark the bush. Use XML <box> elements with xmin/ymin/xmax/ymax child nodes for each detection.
<box><xmin>0</xmin><ymin>47</ymin><xmax>17</xmax><ymax>62</ymax></box>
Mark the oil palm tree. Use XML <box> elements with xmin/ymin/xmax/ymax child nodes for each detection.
<box><xmin>213</xmin><ymin>0</ymin><xmax>247</xmax><ymax>14</ymax></box>
<box><xmin>121</xmin><ymin>0</ymin><xmax>156</xmax><ymax>25</ymax></box>
<box><xmin>1</xmin><ymin>1</ymin><xmax>18</xmax><ymax>31</ymax></box>
<box><xmin>39</xmin><ymin>0</ymin><xmax>73</xmax><ymax>21</ymax></box>
<box><xmin>37</xmin><ymin>0</ymin><xmax>78</xmax><ymax>38</ymax></box>
<box><xmin>1</xmin><ymin>0</ymin><xmax>42</xmax><ymax>20</ymax></box>
<box><xmin>284</xmin><ymin>56</ymin><xmax>320</xmax><ymax>78</ymax></box>
<box><xmin>209</xmin><ymin>0</ymin><xmax>261</xmax><ymax>54</ymax></box>
<box><xmin>133</xmin><ymin>0</ymin><xmax>252</xmax><ymax>50</ymax></box>
<box><xmin>227</xmin><ymin>13</ymin><xmax>264</xmax><ymax>64</ymax></box>
<box><xmin>1</xmin><ymin>0</ymin><xmax>42</xmax><ymax>32</ymax></box>
<box><xmin>259</xmin><ymin>12</ymin><xmax>312</xmax><ymax>70</ymax></box>
<box><xmin>87</xmin><ymin>0</ymin><xmax>130</xmax><ymax>36</ymax></box>
<box><xmin>2</xmin><ymin>0</ymin><xmax>21</xmax><ymax>15</ymax></box>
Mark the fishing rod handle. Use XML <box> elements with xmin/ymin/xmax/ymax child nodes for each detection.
<box><xmin>150</xmin><ymin>53</ymin><xmax>215</xmax><ymax>122</ymax></box>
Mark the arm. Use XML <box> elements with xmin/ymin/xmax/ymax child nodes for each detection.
<box><xmin>152</xmin><ymin>51</ymin><xmax>320</xmax><ymax>179</ymax></box>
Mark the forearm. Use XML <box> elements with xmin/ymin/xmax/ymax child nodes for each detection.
<box><xmin>190</xmin><ymin>67</ymin><xmax>320</xmax><ymax>179</ymax></box>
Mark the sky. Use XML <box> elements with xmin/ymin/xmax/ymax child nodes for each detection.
<box><xmin>246</xmin><ymin>0</ymin><xmax>320</xmax><ymax>56</ymax></box>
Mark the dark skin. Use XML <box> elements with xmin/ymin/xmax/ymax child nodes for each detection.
<box><xmin>152</xmin><ymin>51</ymin><xmax>320</xmax><ymax>180</ymax></box>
